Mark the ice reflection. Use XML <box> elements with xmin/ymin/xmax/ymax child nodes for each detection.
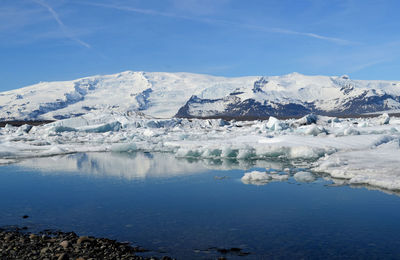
<box><xmin>14</xmin><ymin>152</ymin><xmax>400</xmax><ymax>197</ymax></box>
<box><xmin>14</xmin><ymin>152</ymin><xmax>288</xmax><ymax>180</ymax></box>
<box><xmin>325</xmin><ymin>177</ymin><xmax>400</xmax><ymax>197</ymax></box>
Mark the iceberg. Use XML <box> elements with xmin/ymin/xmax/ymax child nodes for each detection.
<box><xmin>0</xmin><ymin>111</ymin><xmax>399</xmax><ymax>191</ymax></box>
<box><xmin>241</xmin><ymin>170</ymin><xmax>289</xmax><ymax>185</ymax></box>
<box><xmin>294</xmin><ymin>171</ymin><xmax>315</xmax><ymax>183</ymax></box>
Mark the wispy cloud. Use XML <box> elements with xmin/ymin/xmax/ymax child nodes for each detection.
<box><xmin>349</xmin><ymin>58</ymin><xmax>391</xmax><ymax>73</ymax></box>
<box><xmin>239</xmin><ymin>25</ymin><xmax>355</xmax><ymax>46</ymax></box>
<box><xmin>79</xmin><ymin>2</ymin><xmax>177</xmax><ymax>19</ymax></box>
<box><xmin>348</xmin><ymin>41</ymin><xmax>400</xmax><ymax>73</ymax></box>
<box><xmin>296</xmin><ymin>39</ymin><xmax>400</xmax><ymax>76</ymax></box>
<box><xmin>32</xmin><ymin>0</ymin><xmax>91</xmax><ymax>48</ymax></box>
<box><xmin>79</xmin><ymin>2</ymin><xmax>355</xmax><ymax>45</ymax></box>
<box><xmin>0</xmin><ymin>4</ymin><xmax>47</xmax><ymax>32</ymax></box>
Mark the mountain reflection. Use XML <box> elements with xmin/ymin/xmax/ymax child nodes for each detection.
<box><xmin>15</xmin><ymin>152</ymin><xmax>286</xmax><ymax>180</ymax></box>
<box><xmin>12</xmin><ymin>152</ymin><xmax>400</xmax><ymax>196</ymax></box>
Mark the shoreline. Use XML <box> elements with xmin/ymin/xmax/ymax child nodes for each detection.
<box><xmin>0</xmin><ymin>111</ymin><xmax>399</xmax><ymax>128</ymax></box>
<box><xmin>0</xmin><ymin>226</ymin><xmax>174</xmax><ymax>260</ymax></box>
<box><xmin>0</xmin><ymin>120</ymin><xmax>54</xmax><ymax>127</ymax></box>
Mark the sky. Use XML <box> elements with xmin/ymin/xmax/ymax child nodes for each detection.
<box><xmin>1</xmin><ymin>0</ymin><xmax>400</xmax><ymax>91</ymax></box>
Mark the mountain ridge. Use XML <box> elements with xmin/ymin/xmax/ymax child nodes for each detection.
<box><xmin>1</xmin><ymin>71</ymin><xmax>399</xmax><ymax>120</ymax></box>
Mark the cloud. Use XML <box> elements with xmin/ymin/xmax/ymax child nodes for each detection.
<box><xmin>297</xmin><ymin>40</ymin><xmax>400</xmax><ymax>75</ymax></box>
<box><xmin>79</xmin><ymin>2</ymin><xmax>354</xmax><ymax>45</ymax></box>
<box><xmin>349</xmin><ymin>58</ymin><xmax>391</xmax><ymax>73</ymax></box>
<box><xmin>0</xmin><ymin>4</ymin><xmax>47</xmax><ymax>31</ymax></box>
<box><xmin>238</xmin><ymin>24</ymin><xmax>356</xmax><ymax>46</ymax></box>
<box><xmin>32</xmin><ymin>0</ymin><xmax>91</xmax><ymax>48</ymax></box>
<box><xmin>347</xmin><ymin>41</ymin><xmax>400</xmax><ymax>73</ymax></box>
<box><xmin>79</xmin><ymin>2</ymin><xmax>178</xmax><ymax>19</ymax></box>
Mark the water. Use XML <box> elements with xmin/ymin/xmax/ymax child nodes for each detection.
<box><xmin>1</xmin><ymin>152</ymin><xmax>400</xmax><ymax>259</ymax></box>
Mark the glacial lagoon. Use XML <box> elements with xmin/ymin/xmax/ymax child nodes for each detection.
<box><xmin>1</xmin><ymin>152</ymin><xmax>400</xmax><ymax>259</ymax></box>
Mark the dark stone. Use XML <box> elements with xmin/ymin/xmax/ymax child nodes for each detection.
<box><xmin>57</xmin><ymin>253</ymin><xmax>68</xmax><ymax>260</ymax></box>
<box><xmin>0</xmin><ymin>227</ymin><xmax>174</xmax><ymax>259</ymax></box>
<box><xmin>230</xmin><ymin>247</ymin><xmax>241</xmax><ymax>252</ymax></box>
<box><xmin>217</xmin><ymin>248</ymin><xmax>229</xmax><ymax>254</ymax></box>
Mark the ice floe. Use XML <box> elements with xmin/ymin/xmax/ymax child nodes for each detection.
<box><xmin>293</xmin><ymin>171</ymin><xmax>316</xmax><ymax>183</ymax></box>
<box><xmin>241</xmin><ymin>170</ymin><xmax>290</xmax><ymax>185</ymax></box>
<box><xmin>0</xmin><ymin>111</ymin><xmax>399</xmax><ymax>190</ymax></box>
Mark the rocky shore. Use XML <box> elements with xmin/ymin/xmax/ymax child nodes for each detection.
<box><xmin>0</xmin><ymin>227</ymin><xmax>173</xmax><ymax>260</ymax></box>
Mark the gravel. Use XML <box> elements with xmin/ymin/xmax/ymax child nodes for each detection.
<box><xmin>0</xmin><ymin>227</ymin><xmax>174</xmax><ymax>260</ymax></box>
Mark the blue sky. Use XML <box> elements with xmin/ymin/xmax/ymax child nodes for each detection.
<box><xmin>1</xmin><ymin>0</ymin><xmax>400</xmax><ymax>91</ymax></box>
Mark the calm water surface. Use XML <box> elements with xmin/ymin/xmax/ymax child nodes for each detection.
<box><xmin>1</xmin><ymin>152</ymin><xmax>400</xmax><ymax>259</ymax></box>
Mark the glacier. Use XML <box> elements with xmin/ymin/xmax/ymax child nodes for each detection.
<box><xmin>0</xmin><ymin>109</ymin><xmax>399</xmax><ymax>191</ymax></box>
<box><xmin>1</xmin><ymin>71</ymin><xmax>400</xmax><ymax>120</ymax></box>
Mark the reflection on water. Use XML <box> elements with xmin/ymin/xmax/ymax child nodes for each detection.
<box><xmin>13</xmin><ymin>152</ymin><xmax>400</xmax><ymax>196</ymax></box>
<box><xmin>328</xmin><ymin>177</ymin><xmax>400</xmax><ymax>197</ymax></box>
<box><xmin>2</xmin><ymin>152</ymin><xmax>400</xmax><ymax>259</ymax></box>
<box><xmin>15</xmin><ymin>152</ymin><xmax>289</xmax><ymax>180</ymax></box>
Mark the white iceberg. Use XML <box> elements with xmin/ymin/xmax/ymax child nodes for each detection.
<box><xmin>241</xmin><ymin>170</ymin><xmax>289</xmax><ymax>185</ymax></box>
<box><xmin>0</xmin><ymin>110</ymin><xmax>399</xmax><ymax>191</ymax></box>
<box><xmin>294</xmin><ymin>171</ymin><xmax>316</xmax><ymax>183</ymax></box>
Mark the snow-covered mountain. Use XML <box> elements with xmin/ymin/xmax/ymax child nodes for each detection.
<box><xmin>1</xmin><ymin>71</ymin><xmax>400</xmax><ymax>120</ymax></box>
